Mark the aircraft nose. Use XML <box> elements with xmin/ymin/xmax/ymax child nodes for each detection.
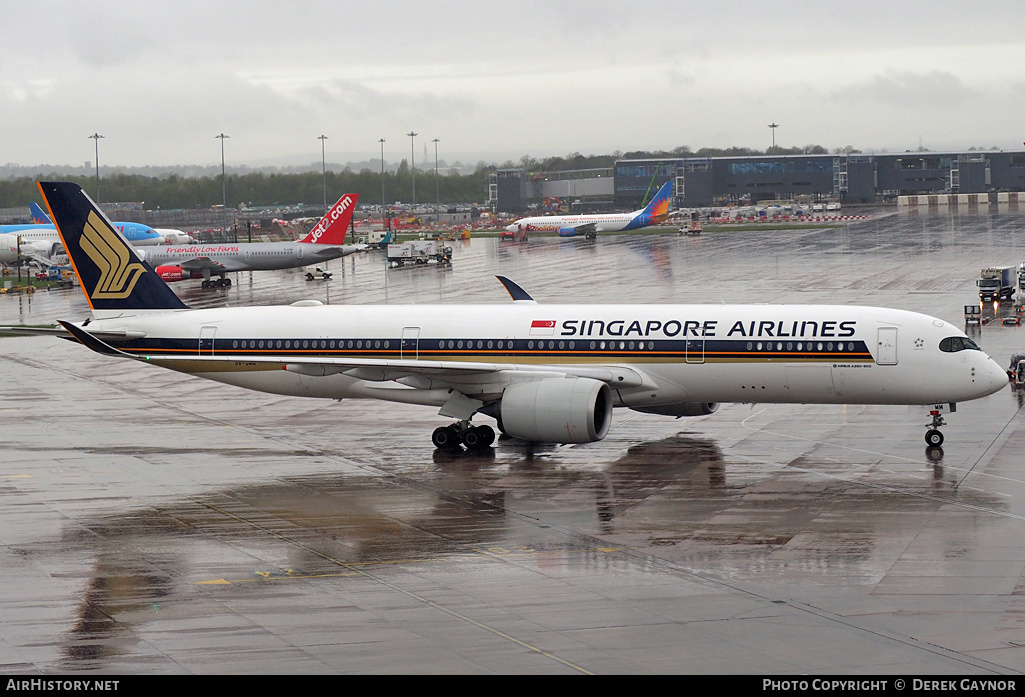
<box><xmin>980</xmin><ymin>354</ymin><xmax>1009</xmax><ymax>396</ymax></box>
<box><xmin>971</xmin><ymin>354</ymin><xmax>1012</xmax><ymax>397</ymax></box>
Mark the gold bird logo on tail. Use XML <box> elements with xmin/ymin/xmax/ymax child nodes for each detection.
<box><xmin>80</xmin><ymin>211</ymin><xmax>146</xmax><ymax>299</ymax></box>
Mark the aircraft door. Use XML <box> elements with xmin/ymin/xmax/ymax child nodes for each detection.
<box><xmin>199</xmin><ymin>326</ymin><xmax>217</xmax><ymax>356</ymax></box>
<box><xmin>685</xmin><ymin>339</ymin><xmax>705</xmax><ymax>364</ymax></box>
<box><xmin>401</xmin><ymin>327</ymin><xmax>420</xmax><ymax>359</ymax></box>
<box><xmin>297</xmin><ymin>245</ymin><xmax>303</xmax><ymax>260</ymax></box>
<box><xmin>876</xmin><ymin>327</ymin><xmax>898</xmax><ymax>365</ymax></box>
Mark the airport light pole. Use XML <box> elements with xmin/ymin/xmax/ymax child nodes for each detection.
<box><xmin>88</xmin><ymin>133</ymin><xmax>104</xmax><ymax>202</ymax></box>
<box><xmin>768</xmin><ymin>123</ymin><xmax>778</xmax><ymax>150</ymax></box>
<box><xmin>407</xmin><ymin>131</ymin><xmax>417</xmax><ymax>209</ymax></box>
<box><xmin>432</xmin><ymin>138</ymin><xmax>440</xmax><ymax>224</ymax></box>
<box><xmin>318</xmin><ymin>134</ymin><xmax>328</xmax><ymax>212</ymax></box>
<box><xmin>379</xmin><ymin>138</ymin><xmax>387</xmax><ymax>231</ymax></box>
<box><xmin>216</xmin><ymin>133</ymin><xmax>229</xmax><ymax>237</ymax></box>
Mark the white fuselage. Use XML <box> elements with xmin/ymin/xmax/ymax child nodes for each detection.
<box><xmin>85</xmin><ymin>302</ymin><xmax>1008</xmax><ymax>409</ymax></box>
<box><xmin>135</xmin><ymin>242</ymin><xmax>360</xmax><ymax>273</ymax></box>
<box><xmin>1</xmin><ymin>224</ymin><xmax>162</xmax><ymax>263</ymax></box>
<box><xmin>155</xmin><ymin>229</ymin><xmax>196</xmax><ymax>244</ymax></box>
<box><xmin>507</xmin><ymin>212</ymin><xmax>640</xmax><ymax>234</ymax></box>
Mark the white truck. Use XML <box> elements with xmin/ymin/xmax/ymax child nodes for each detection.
<box><xmin>356</xmin><ymin>228</ymin><xmax>395</xmax><ymax>249</ymax></box>
<box><xmin>977</xmin><ymin>266</ymin><xmax>1016</xmax><ymax>302</ymax></box>
<box><xmin>387</xmin><ymin>240</ymin><xmax>453</xmax><ymax>267</ymax></box>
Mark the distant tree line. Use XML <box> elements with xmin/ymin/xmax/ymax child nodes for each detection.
<box><xmin>0</xmin><ymin>163</ymin><xmax>494</xmax><ymax>211</ymax></box>
<box><xmin>0</xmin><ymin>144</ymin><xmax>865</xmax><ymax>210</ymax></box>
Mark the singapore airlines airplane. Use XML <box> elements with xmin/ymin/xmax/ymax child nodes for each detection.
<box><xmin>133</xmin><ymin>193</ymin><xmax>363</xmax><ymax>288</ymax></box>
<box><xmin>30</xmin><ymin>181</ymin><xmax>1006</xmax><ymax>450</ymax></box>
<box><xmin>505</xmin><ymin>181</ymin><xmax>674</xmax><ymax>240</ymax></box>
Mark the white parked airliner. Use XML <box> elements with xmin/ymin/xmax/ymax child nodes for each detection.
<box><xmin>28</xmin><ymin>181</ymin><xmax>1007</xmax><ymax>451</ymax></box>
<box><xmin>505</xmin><ymin>181</ymin><xmax>674</xmax><ymax>239</ymax></box>
<box><xmin>134</xmin><ymin>193</ymin><xmax>363</xmax><ymax>288</ymax></box>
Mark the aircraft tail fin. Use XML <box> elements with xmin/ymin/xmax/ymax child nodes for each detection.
<box><xmin>297</xmin><ymin>193</ymin><xmax>359</xmax><ymax>245</ymax></box>
<box><xmin>641</xmin><ymin>181</ymin><xmax>674</xmax><ymax>224</ymax></box>
<box><xmin>29</xmin><ymin>201</ymin><xmax>51</xmax><ymax>224</ymax></box>
<box><xmin>37</xmin><ymin>181</ymin><xmax>189</xmax><ymax>313</ymax></box>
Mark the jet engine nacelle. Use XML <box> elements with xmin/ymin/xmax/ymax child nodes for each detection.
<box><xmin>32</xmin><ymin>240</ymin><xmax>61</xmax><ymax>258</ymax></box>
<box><xmin>499</xmin><ymin>377</ymin><xmax>612</xmax><ymax>443</ymax></box>
<box><xmin>557</xmin><ymin>227</ymin><xmax>577</xmax><ymax>237</ymax></box>
<box><xmin>631</xmin><ymin>402</ymin><xmax>720</xmax><ymax>418</ymax></box>
<box><xmin>156</xmin><ymin>265</ymin><xmax>186</xmax><ymax>282</ymax></box>
<box><xmin>0</xmin><ymin>236</ymin><xmax>61</xmax><ymax>263</ymax></box>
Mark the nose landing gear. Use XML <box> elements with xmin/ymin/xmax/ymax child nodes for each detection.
<box><xmin>924</xmin><ymin>406</ymin><xmax>948</xmax><ymax>446</ymax></box>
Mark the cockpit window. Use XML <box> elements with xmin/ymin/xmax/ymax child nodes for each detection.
<box><xmin>939</xmin><ymin>336</ymin><xmax>981</xmax><ymax>353</ymax></box>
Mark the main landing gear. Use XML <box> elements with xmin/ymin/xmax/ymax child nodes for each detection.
<box><xmin>201</xmin><ymin>277</ymin><xmax>231</xmax><ymax>289</ymax></box>
<box><xmin>432</xmin><ymin>421</ymin><xmax>496</xmax><ymax>450</ymax></box>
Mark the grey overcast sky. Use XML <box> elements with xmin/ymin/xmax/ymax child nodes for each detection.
<box><xmin>2</xmin><ymin>0</ymin><xmax>1023</xmax><ymax>168</ymax></box>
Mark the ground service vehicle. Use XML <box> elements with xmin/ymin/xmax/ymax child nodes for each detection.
<box><xmin>387</xmin><ymin>240</ymin><xmax>453</xmax><ymax>267</ymax></box>
<box><xmin>1008</xmin><ymin>352</ymin><xmax>1025</xmax><ymax>386</ymax></box>
<box><xmin>977</xmin><ymin>266</ymin><xmax>1016</xmax><ymax>302</ymax></box>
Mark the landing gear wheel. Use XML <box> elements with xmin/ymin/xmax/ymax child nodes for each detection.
<box><xmin>432</xmin><ymin>426</ymin><xmax>460</xmax><ymax>449</ymax></box>
<box><xmin>224</xmin><ymin>278</ymin><xmax>232</xmax><ymax>286</ymax></box>
<box><xmin>201</xmin><ymin>280</ymin><xmax>210</xmax><ymax>289</ymax></box>
<box><xmin>476</xmin><ymin>425</ymin><xmax>496</xmax><ymax>447</ymax></box>
<box><xmin>463</xmin><ymin>425</ymin><xmax>495</xmax><ymax>450</ymax></box>
<box><xmin>462</xmin><ymin>426</ymin><xmax>483</xmax><ymax>449</ymax></box>
<box><xmin>925</xmin><ymin>429</ymin><xmax>944</xmax><ymax>447</ymax></box>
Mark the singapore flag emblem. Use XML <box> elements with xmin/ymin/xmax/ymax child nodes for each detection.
<box><xmin>530</xmin><ymin>319</ymin><xmax>556</xmax><ymax>336</ymax></box>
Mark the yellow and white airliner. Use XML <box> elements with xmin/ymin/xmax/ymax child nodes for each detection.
<box><xmin>28</xmin><ymin>181</ymin><xmax>1007</xmax><ymax>450</ymax></box>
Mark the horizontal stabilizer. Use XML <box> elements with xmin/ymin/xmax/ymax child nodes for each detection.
<box><xmin>57</xmin><ymin>320</ymin><xmax>135</xmax><ymax>357</ymax></box>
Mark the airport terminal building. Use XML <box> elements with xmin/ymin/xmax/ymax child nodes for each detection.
<box><xmin>493</xmin><ymin>150</ymin><xmax>1025</xmax><ymax>212</ymax></box>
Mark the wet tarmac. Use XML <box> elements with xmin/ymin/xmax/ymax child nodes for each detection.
<box><xmin>3</xmin><ymin>207</ymin><xmax>1025</xmax><ymax>674</ymax></box>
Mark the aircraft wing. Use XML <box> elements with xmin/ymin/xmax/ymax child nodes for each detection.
<box><xmin>572</xmin><ymin>222</ymin><xmax>597</xmax><ymax>235</ymax></box>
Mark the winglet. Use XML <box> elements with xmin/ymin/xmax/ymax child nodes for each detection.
<box><xmin>496</xmin><ymin>275</ymin><xmax>536</xmax><ymax>303</ymax></box>
<box><xmin>57</xmin><ymin>320</ymin><xmax>134</xmax><ymax>357</ymax></box>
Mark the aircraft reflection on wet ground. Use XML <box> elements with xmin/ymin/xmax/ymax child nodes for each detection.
<box><xmin>11</xmin><ymin>422</ymin><xmax>1008</xmax><ymax>672</ymax></box>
